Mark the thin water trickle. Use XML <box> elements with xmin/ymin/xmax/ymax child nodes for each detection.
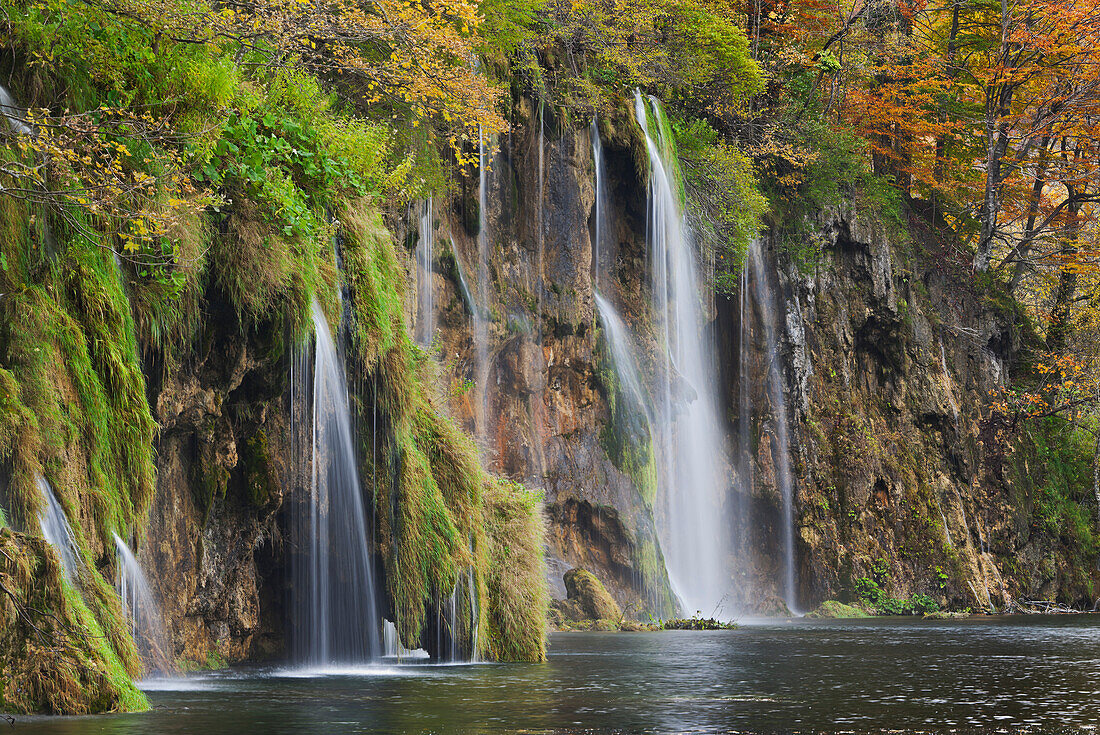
<box><xmin>0</xmin><ymin>83</ymin><xmax>30</xmax><ymax>134</ymax></box>
<box><xmin>633</xmin><ymin>92</ymin><xmax>731</xmax><ymax>617</ymax></box>
<box><xmin>475</xmin><ymin>128</ymin><xmax>491</xmax><ymax>443</ymax></box>
<box><xmin>291</xmin><ymin>299</ymin><xmax>382</xmax><ymax>664</ymax></box>
<box><xmin>747</xmin><ymin>239</ymin><xmax>797</xmax><ymax>613</ymax></box>
<box><xmin>114</xmin><ymin>533</ymin><xmax>174</xmax><ymax>674</ymax></box>
<box><xmin>36</xmin><ymin>476</ymin><xmax>81</xmax><ymax>582</ymax></box>
<box><xmin>594</xmin><ymin>294</ymin><xmax>652</xmax><ymax>425</ymax></box>
<box><xmin>415</xmin><ymin>198</ymin><xmax>434</xmax><ymax>348</ymax></box>
<box><xmin>536</xmin><ymin>100</ymin><xmax>545</xmax><ymax>339</ymax></box>
<box><xmin>738</xmin><ymin>263</ymin><xmax>754</xmax><ymax>560</ymax></box>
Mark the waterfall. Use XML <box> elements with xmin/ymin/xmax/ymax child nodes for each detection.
<box><xmin>0</xmin><ymin>83</ymin><xmax>30</xmax><ymax>134</ymax></box>
<box><xmin>747</xmin><ymin>239</ymin><xmax>798</xmax><ymax>613</ymax></box>
<box><xmin>415</xmin><ymin>198</ymin><xmax>434</xmax><ymax>348</ymax></box>
<box><xmin>633</xmin><ymin>92</ymin><xmax>731</xmax><ymax>616</ymax></box>
<box><xmin>452</xmin><ymin>245</ymin><xmax>478</xmax><ymax>318</ymax></box>
<box><xmin>475</xmin><ymin>128</ymin><xmax>491</xmax><ymax>442</ymax></box>
<box><xmin>537</xmin><ymin>100</ymin><xmax>545</xmax><ymax>338</ymax></box>
<box><xmin>592</xmin><ymin>122</ymin><xmax>650</xmax><ymax>424</ymax></box>
<box><xmin>466</xmin><ymin>565</ymin><xmax>480</xmax><ymax>662</ymax></box>
<box><xmin>36</xmin><ymin>476</ymin><xmax>81</xmax><ymax>582</ymax></box>
<box><xmin>737</xmin><ymin>264</ymin><xmax>754</xmax><ymax>560</ymax></box>
<box><xmin>590</xmin><ymin>117</ymin><xmax>604</xmax><ymax>288</ymax></box>
<box><xmin>114</xmin><ymin>534</ymin><xmax>173</xmax><ymax>674</ymax></box>
<box><xmin>291</xmin><ymin>298</ymin><xmax>382</xmax><ymax>665</ymax></box>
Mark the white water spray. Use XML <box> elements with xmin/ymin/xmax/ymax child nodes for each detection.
<box><xmin>291</xmin><ymin>298</ymin><xmax>382</xmax><ymax>665</ymax></box>
<box><xmin>36</xmin><ymin>476</ymin><xmax>81</xmax><ymax>582</ymax></box>
<box><xmin>415</xmin><ymin>198</ymin><xmax>434</xmax><ymax>348</ymax></box>
<box><xmin>475</xmin><ymin>128</ymin><xmax>491</xmax><ymax>442</ymax></box>
<box><xmin>747</xmin><ymin>239</ymin><xmax>798</xmax><ymax>612</ymax></box>
<box><xmin>633</xmin><ymin>92</ymin><xmax>730</xmax><ymax>616</ymax></box>
<box><xmin>114</xmin><ymin>533</ymin><xmax>174</xmax><ymax>674</ymax></box>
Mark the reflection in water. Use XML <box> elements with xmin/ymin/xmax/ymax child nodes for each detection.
<box><xmin>10</xmin><ymin>617</ymin><xmax>1100</xmax><ymax>733</ymax></box>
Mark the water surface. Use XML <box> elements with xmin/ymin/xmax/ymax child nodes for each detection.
<box><xmin>11</xmin><ymin>616</ymin><xmax>1100</xmax><ymax>734</ymax></box>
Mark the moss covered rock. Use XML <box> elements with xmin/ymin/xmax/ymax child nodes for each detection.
<box><xmin>804</xmin><ymin>600</ymin><xmax>872</xmax><ymax>619</ymax></box>
<box><xmin>0</xmin><ymin>530</ymin><xmax>147</xmax><ymax>715</ymax></box>
<box><xmin>563</xmin><ymin>568</ymin><xmax>622</xmax><ymax>622</ymax></box>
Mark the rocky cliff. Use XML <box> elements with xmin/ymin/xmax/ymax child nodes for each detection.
<box><xmin>404</xmin><ymin>91</ymin><xmax>1100</xmax><ymax>618</ymax></box>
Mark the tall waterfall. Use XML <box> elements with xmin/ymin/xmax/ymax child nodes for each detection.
<box><xmin>37</xmin><ymin>476</ymin><xmax>81</xmax><ymax>582</ymax></box>
<box><xmin>590</xmin><ymin>117</ymin><xmax>605</xmax><ymax>288</ymax></box>
<box><xmin>634</xmin><ymin>92</ymin><xmax>731</xmax><ymax>616</ymax></box>
<box><xmin>537</xmin><ymin>100</ymin><xmax>545</xmax><ymax>338</ymax></box>
<box><xmin>114</xmin><ymin>534</ymin><xmax>173</xmax><ymax>674</ymax></box>
<box><xmin>747</xmin><ymin>239</ymin><xmax>797</xmax><ymax>612</ymax></box>
<box><xmin>475</xmin><ymin>128</ymin><xmax>491</xmax><ymax>442</ymax></box>
<box><xmin>291</xmin><ymin>298</ymin><xmax>382</xmax><ymax>665</ymax></box>
<box><xmin>415</xmin><ymin>198</ymin><xmax>434</xmax><ymax>348</ymax></box>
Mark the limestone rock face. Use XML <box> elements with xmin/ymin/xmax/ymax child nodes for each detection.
<box><xmin>399</xmin><ymin>98</ymin><xmax>676</xmax><ymax>617</ymax></box>
<box><xmin>141</xmin><ymin>306</ymin><xmax>288</xmax><ymax>667</ymax></box>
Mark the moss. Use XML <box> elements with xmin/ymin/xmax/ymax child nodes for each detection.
<box><xmin>563</xmin><ymin>568</ymin><xmax>621</xmax><ymax>621</ymax></box>
<box><xmin>336</xmin><ymin>196</ymin><xmax>546</xmax><ymax>660</ymax></box>
<box><xmin>482</xmin><ymin>479</ymin><xmax>548</xmax><ymax>661</ymax></box>
<box><xmin>805</xmin><ymin>600</ymin><xmax>871</xmax><ymax>618</ymax></box>
<box><xmin>0</xmin><ymin>530</ymin><xmax>147</xmax><ymax>715</ymax></box>
<box><xmin>242</xmin><ymin>429</ymin><xmax>276</xmax><ymax>508</ymax></box>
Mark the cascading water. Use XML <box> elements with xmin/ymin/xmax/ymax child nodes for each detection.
<box><xmin>0</xmin><ymin>83</ymin><xmax>30</xmax><ymax>134</ymax></box>
<box><xmin>633</xmin><ymin>92</ymin><xmax>731</xmax><ymax>616</ymax></box>
<box><xmin>36</xmin><ymin>476</ymin><xmax>81</xmax><ymax>582</ymax></box>
<box><xmin>591</xmin><ymin>121</ymin><xmax>652</xmax><ymax>429</ymax></box>
<box><xmin>537</xmin><ymin>100</ymin><xmax>545</xmax><ymax>337</ymax></box>
<box><xmin>747</xmin><ymin>239</ymin><xmax>798</xmax><ymax>612</ymax></box>
<box><xmin>114</xmin><ymin>533</ymin><xmax>173</xmax><ymax>674</ymax></box>
<box><xmin>415</xmin><ymin>198</ymin><xmax>435</xmax><ymax>348</ymax></box>
<box><xmin>291</xmin><ymin>298</ymin><xmax>382</xmax><ymax>666</ymax></box>
<box><xmin>590</xmin><ymin>117</ymin><xmax>605</xmax><ymax>288</ymax></box>
<box><xmin>452</xmin><ymin>246</ymin><xmax>478</xmax><ymax>318</ymax></box>
<box><xmin>475</xmin><ymin>128</ymin><xmax>491</xmax><ymax>442</ymax></box>
<box><xmin>737</xmin><ymin>265</ymin><xmax>754</xmax><ymax>559</ymax></box>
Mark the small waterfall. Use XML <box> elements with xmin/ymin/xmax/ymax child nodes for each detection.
<box><xmin>113</xmin><ymin>534</ymin><xmax>173</xmax><ymax>674</ymax></box>
<box><xmin>475</xmin><ymin>128</ymin><xmax>491</xmax><ymax>442</ymax></box>
<box><xmin>633</xmin><ymin>92</ymin><xmax>731</xmax><ymax>616</ymax></box>
<box><xmin>452</xmin><ymin>246</ymin><xmax>478</xmax><ymax>318</ymax></box>
<box><xmin>590</xmin><ymin>117</ymin><xmax>605</xmax><ymax>288</ymax></box>
<box><xmin>0</xmin><ymin>83</ymin><xmax>30</xmax><ymax>134</ymax></box>
<box><xmin>737</xmin><ymin>264</ymin><xmax>754</xmax><ymax>559</ymax></box>
<box><xmin>382</xmin><ymin>620</ymin><xmax>429</xmax><ymax>660</ymax></box>
<box><xmin>466</xmin><ymin>565</ymin><xmax>480</xmax><ymax>662</ymax></box>
<box><xmin>747</xmin><ymin>239</ymin><xmax>798</xmax><ymax>613</ymax></box>
<box><xmin>415</xmin><ymin>198</ymin><xmax>435</xmax><ymax>348</ymax></box>
<box><xmin>291</xmin><ymin>298</ymin><xmax>382</xmax><ymax>665</ymax></box>
<box><xmin>36</xmin><ymin>476</ymin><xmax>81</xmax><ymax>582</ymax></box>
<box><xmin>591</xmin><ymin>122</ymin><xmax>650</xmax><ymax>423</ymax></box>
<box><xmin>594</xmin><ymin>295</ymin><xmax>652</xmax><ymax>423</ymax></box>
<box><xmin>537</xmin><ymin>100</ymin><xmax>546</xmax><ymax>338</ymax></box>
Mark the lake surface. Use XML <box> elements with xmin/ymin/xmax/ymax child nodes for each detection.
<box><xmin>11</xmin><ymin>616</ymin><xmax>1100</xmax><ymax>734</ymax></box>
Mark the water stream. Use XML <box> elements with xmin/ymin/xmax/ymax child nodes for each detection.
<box><xmin>36</xmin><ymin>476</ymin><xmax>81</xmax><ymax>582</ymax></box>
<box><xmin>633</xmin><ymin>92</ymin><xmax>731</xmax><ymax>616</ymax></box>
<box><xmin>114</xmin><ymin>533</ymin><xmax>174</xmax><ymax>674</ymax></box>
<box><xmin>290</xmin><ymin>299</ymin><xmax>382</xmax><ymax>665</ymax></box>
<box><xmin>415</xmin><ymin>198</ymin><xmax>434</xmax><ymax>349</ymax></box>
<box><xmin>475</xmin><ymin>128</ymin><xmax>491</xmax><ymax>443</ymax></box>
<box><xmin>746</xmin><ymin>239</ymin><xmax>798</xmax><ymax>612</ymax></box>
